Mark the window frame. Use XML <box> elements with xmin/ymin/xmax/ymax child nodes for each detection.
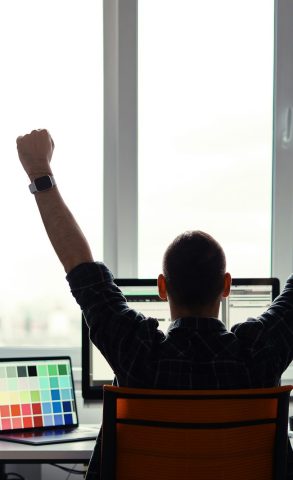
<box><xmin>272</xmin><ymin>0</ymin><xmax>293</xmax><ymax>289</ymax></box>
<box><xmin>103</xmin><ymin>0</ymin><xmax>138</xmax><ymax>277</ymax></box>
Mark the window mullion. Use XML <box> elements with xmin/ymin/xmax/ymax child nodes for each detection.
<box><xmin>103</xmin><ymin>0</ymin><xmax>138</xmax><ymax>277</ymax></box>
<box><xmin>272</xmin><ymin>0</ymin><xmax>293</xmax><ymax>287</ymax></box>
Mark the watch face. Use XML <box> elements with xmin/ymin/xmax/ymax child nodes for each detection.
<box><xmin>35</xmin><ymin>176</ymin><xmax>53</xmax><ymax>191</ymax></box>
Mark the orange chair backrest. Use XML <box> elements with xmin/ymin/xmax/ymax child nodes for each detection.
<box><xmin>101</xmin><ymin>385</ymin><xmax>292</xmax><ymax>480</ymax></box>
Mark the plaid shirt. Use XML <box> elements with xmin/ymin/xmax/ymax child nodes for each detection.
<box><xmin>67</xmin><ymin>262</ymin><xmax>293</xmax><ymax>479</ymax></box>
<box><xmin>67</xmin><ymin>262</ymin><xmax>293</xmax><ymax>390</ymax></box>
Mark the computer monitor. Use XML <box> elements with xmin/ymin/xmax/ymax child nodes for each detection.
<box><xmin>82</xmin><ymin>278</ymin><xmax>280</xmax><ymax>399</ymax></box>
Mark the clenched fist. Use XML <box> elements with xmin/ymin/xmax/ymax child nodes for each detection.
<box><xmin>16</xmin><ymin>129</ymin><xmax>54</xmax><ymax>179</ymax></box>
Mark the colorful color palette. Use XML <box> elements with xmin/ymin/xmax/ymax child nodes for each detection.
<box><xmin>0</xmin><ymin>358</ymin><xmax>77</xmax><ymax>431</ymax></box>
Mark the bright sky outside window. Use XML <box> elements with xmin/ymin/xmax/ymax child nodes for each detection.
<box><xmin>0</xmin><ymin>0</ymin><xmax>103</xmax><ymax>346</ymax></box>
<box><xmin>138</xmin><ymin>0</ymin><xmax>273</xmax><ymax>278</ymax></box>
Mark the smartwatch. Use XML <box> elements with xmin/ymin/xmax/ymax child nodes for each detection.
<box><xmin>29</xmin><ymin>175</ymin><xmax>56</xmax><ymax>194</ymax></box>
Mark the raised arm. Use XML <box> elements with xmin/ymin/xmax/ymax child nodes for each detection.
<box><xmin>16</xmin><ymin>129</ymin><xmax>94</xmax><ymax>273</ymax></box>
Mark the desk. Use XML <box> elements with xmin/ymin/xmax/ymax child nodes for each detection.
<box><xmin>1</xmin><ymin>430</ymin><xmax>293</xmax><ymax>480</ymax></box>
<box><xmin>0</xmin><ymin>438</ymin><xmax>96</xmax><ymax>480</ymax></box>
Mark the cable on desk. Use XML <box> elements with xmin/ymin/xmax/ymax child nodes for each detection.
<box><xmin>4</xmin><ymin>474</ymin><xmax>26</xmax><ymax>480</ymax></box>
<box><xmin>65</xmin><ymin>464</ymin><xmax>78</xmax><ymax>480</ymax></box>
<box><xmin>50</xmin><ymin>463</ymin><xmax>86</xmax><ymax>475</ymax></box>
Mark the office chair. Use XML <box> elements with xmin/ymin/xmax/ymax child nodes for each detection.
<box><xmin>100</xmin><ymin>384</ymin><xmax>292</xmax><ymax>480</ymax></box>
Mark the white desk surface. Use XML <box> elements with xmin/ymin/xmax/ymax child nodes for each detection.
<box><xmin>0</xmin><ymin>439</ymin><xmax>96</xmax><ymax>462</ymax></box>
<box><xmin>0</xmin><ymin>421</ymin><xmax>99</xmax><ymax>463</ymax></box>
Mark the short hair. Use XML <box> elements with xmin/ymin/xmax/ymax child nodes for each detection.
<box><xmin>162</xmin><ymin>231</ymin><xmax>226</xmax><ymax>307</ymax></box>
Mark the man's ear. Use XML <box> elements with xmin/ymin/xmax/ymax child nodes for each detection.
<box><xmin>158</xmin><ymin>273</ymin><xmax>168</xmax><ymax>300</ymax></box>
<box><xmin>222</xmin><ymin>272</ymin><xmax>231</xmax><ymax>298</ymax></box>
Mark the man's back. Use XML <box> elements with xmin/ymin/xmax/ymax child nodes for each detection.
<box><xmin>68</xmin><ymin>262</ymin><xmax>293</xmax><ymax>390</ymax></box>
<box><xmin>147</xmin><ymin>317</ymin><xmax>283</xmax><ymax>389</ymax></box>
<box><xmin>68</xmin><ymin>262</ymin><xmax>293</xmax><ymax>480</ymax></box>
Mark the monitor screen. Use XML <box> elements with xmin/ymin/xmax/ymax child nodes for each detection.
<box><xmin>82</xmin><ymin>278</ymin><xmax>280</xmax><ymax>399</ymax></box>
<box><xmin>220</xmin><ymin>280</ymin><xmax>279</xmax><ymax>329</ymax></box>
<box><xmin>0</xmin><ymin>356</ymin><xmax>78</xmax><ymax>431</ymax></box>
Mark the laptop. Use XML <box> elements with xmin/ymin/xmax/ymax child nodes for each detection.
<box><xmin>0</xmin><ymin>356</ymin><xmax>99</xmax><ymax>445</ymax></box>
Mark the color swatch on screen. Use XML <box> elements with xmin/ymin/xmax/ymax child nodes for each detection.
<box><xmin>0</xmin><ymin>358</ymin><xmax>77</xmax><ymax>431</ymax></box>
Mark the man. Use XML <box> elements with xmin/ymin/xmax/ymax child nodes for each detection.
<box><xmin>16</xmin><ymin>129</ymin><xmax>293</xmax><ymax>478</ymax></box>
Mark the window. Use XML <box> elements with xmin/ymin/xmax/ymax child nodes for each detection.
<box><xmin>138</xmin><ymin>0</ymin><xmax>274</xmax><ymax>278</ymax></box>
<box><xmin>2</xmin><ymin>0</ymin><xmax>292</xmax><ymax>352</ymax></box>
<box><xmin>0</xmin><ymin>0</ymin><xmax>103</xmax><ymax>346</ymax></box>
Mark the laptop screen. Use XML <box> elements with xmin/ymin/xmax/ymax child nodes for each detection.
<box><xmin>0</xmin><ymin>357</ymin><xmax>78</xmax><ymax>432</ymax></box>
<box><xmin>82</xmin><ymin>277</ymin><xmax>280</xmax><ymax>399</ymax></box>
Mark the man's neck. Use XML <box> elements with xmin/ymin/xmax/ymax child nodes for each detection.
<box><xmin>169</xmin><ymin>300</ymin><xmax>220</xmax><ymax>321</ymax></box>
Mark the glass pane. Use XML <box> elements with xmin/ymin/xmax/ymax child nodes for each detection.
<box><xmin>138</xmin><ymin>0</ymin><xmax>273</xmax><ymax>278</ymax></box>
<box><xmin>0</xmin><ymin>0</ymin><xmax>103</xmax><ymax>346</ymax></box>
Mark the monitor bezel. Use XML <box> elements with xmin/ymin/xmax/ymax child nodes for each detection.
<box><xmin>82</xmin><ymin>277</ymin><xmax>280</xmax><ymax>400</ymax></box>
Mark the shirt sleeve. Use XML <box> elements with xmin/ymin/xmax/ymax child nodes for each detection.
<box><xmin>231</xmin><ymin>275</ymin><xmax>293</xmax><ymax>374</ymax></box>
<box><xmin>66</xmin><ymin>262</ymin><xmax>165</xmax><ymax>385</ymax></box>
